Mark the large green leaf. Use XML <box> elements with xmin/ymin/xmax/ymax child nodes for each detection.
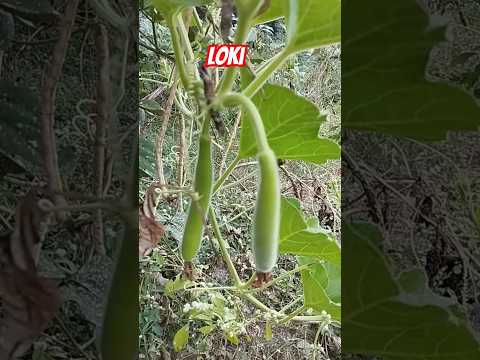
<box><xmin>298</xmin><ymin>256</ymin><xmax>341</xmax><ymax>321</ymax></box>
<box><xmin>152</xmin><ymin>0</ymin><xmax>210</xmax><ymax>17</ymax></box>
<box><xmin>343</xmin><ymin>0</ymin><xmax>480</xmax><ymax>140</ymax></box>
<box><xmin>254</xmin><ymin>0</ymin><xmax>340</xmax><ymax>52</ymax></box>
<box><xmin>279</xmin><ymin>197</ymin><xmax>340</xmax><ymax>264</ymax></box>
<box><xmin>253</xmin><ymin>0</ymin><xmax>284</xmax><ymax>25</ymax></box>
<box><xmin>239</xmin><ymin>84</ymin><xmax>340</xmax><ymax>164</ymax></box>
<box><xmin>343</xmin><ymin>223</ymin><xmax>480</xmax><ymax>359</ymax></box>
<box><xmin>284</xmin><ymin>0</ymin><xmax>340</xmax><ymax>53</ymax></box>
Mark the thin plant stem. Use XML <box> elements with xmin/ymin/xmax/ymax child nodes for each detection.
<box><xmin>242</xmin><ymin>48</ymin><xmax>290</xmax><ymax>98</ymax></box>
<box><xmin>217</xmin><ymin>92</ymin><xmax>270</xmax><ymax>152</ymax></box>
<box><xmin>278</xmin><ymin>304</ymin><xmax>307</xmax><ymax>324</ymax></box>
<box><xmin>213</xmin><ymin>155</ymin><xmax>241</xmax><ymax>194</ymax></box>
<box><xmin>208</xmin><ymin>207</ymin><xmax>242</xmax><ymax>286</ymax></box>
<box><xmin>247</xmin><ymin>263</ymin><xmax>312</xmax><ymax>294</ymax></box>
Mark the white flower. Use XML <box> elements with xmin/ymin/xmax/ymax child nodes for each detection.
<box><xmin>183</xmin><ymin>303</ymin><xmax>192</xmax><ymax>313</ymax></box>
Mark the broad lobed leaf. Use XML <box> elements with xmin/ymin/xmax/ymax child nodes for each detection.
<box><xmin>279</xmin><ymin>197</ymin><xmax>340</xmax><ymax>264</ymax></box>
<box><xmin>239</xmin><ymin>84</ymin><xmax>340</xmax><ymax>164</ymax></box>
<box><xmin>343</xmin><ymin>0</ymin><xmax>480</xmax><ymax>140</ymax></box>
<box><xmin>343</xmin><ymin>222</ymin><xmax>480</xmax><ymax>359</ymax></box>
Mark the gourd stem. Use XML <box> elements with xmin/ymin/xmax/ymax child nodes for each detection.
<box><xmin>243</xmin><ymin>48</ymin><xmax>290</xmax><ymax>98</ymax></box>
<box><xmin>167</xmin><ymin>14</ymin><xmax>191</xmax><ymax>89</ymax></box>
<box><xmin>213</xmin><ymin>155</ymin><xmax>241</xmax><ymax>195</ymax></box>
<box><xmin>278</xmin><ymin>304</ymin><xmax>307</xmax><ymax>324</ymax></box>
<box><xmin>217</xmin><ymin>1</ymin><xmax>258</xmax><ymax>95</ymax></box>
<box><xmin>218</xmin><ymin>93</ymin><xmax>270</xmax><ymax>153</ymax></box>
<box><xmin>246</xmin><ymin>263</ymin><xmax>312</xmax><ymax>293</ymax></box>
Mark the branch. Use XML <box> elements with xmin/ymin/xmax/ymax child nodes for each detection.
<box><xmin>39</xmin><ymin>0</ymin><xmax>80</xmax><ymax>217</ymax></box>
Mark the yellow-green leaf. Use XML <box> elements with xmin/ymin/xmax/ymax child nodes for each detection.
<box><xmin>173</xmin><ymin>324</ymin><xmax>189</xmax><ymax>352</ymax></box>
<box><xmin>264</xmin><ymin>321</ymin><xmax>273</xmax><ymax>340</ymax></box>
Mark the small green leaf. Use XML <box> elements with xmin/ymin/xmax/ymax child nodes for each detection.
<box><xmin>239</xmin><ymin>84</ymin><xmax>340</xmax><ymax>164</ymax></box>
<box><xmin>164</xmin><ymin>275</ymin><xmax>191</xmax><ymax>297</ymax></box>
<box><xmin>173</xmin><ymin>324</ymin><xmax>189</xmax><ymax>352</ymax></box>
<box><xmin>280</xmin><ymin>197</ymin><xmax>340</xmax><ymax>264</ymax></box>
<box><xmin>225</xmin><ymin>332</ymin><xmax>240</xmax><ymax>345</ymax></box>
<box><xmin>198</xmin><ymin>324</ymin><xmax>216</xmax><ymax>335</ymax></box>
<box><xmin>141</xmin><ymin>99</ymin><xmax>163</xmax><ymax>112</ymax></box>
<box><xmin>298</xmin><ymin>256</ymin><xmax>340</xmax><ymax>321</ymax></box>
<box><xmin>264</xmin><ymin>321</ymin><xmax>273</xmax><ymax>340</ymax></box>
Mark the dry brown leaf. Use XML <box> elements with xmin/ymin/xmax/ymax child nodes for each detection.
<box><xmin>139</xmin><ymin>206</ymin><xmax>164</xmax><ymax>259</ymax></box>
<box><xmin>0</xmin><ymin>190</ymin><xmax>60</xmax><ymax>359</ymax></box>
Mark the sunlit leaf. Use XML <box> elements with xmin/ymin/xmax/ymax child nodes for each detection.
<box><xmin>239</xmin><ymin>84</ymin><xmax>340</xmax><ymax>164</ymax></box>
<box><xmin>173</xmin><ymin>324</ymin><xmax>189</xmax><ymax>352</ymax></box>
<box><xmin>279</xmin><ymin>197</ymin><xmax>340</xmax><ymax>264</ymax></box>
<box><xmin>298</xmin><ymin>256</ymin><xmax>340</xmax><ymax>321</ymax></box>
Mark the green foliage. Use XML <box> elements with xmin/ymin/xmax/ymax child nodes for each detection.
<box><xmin>298</xmin><ymin>257</ymin><xmax>340</xmax><ymax>321</ymax></box>
<box><xmin>284</xmin><ymin>0</ymin><xmax>341</xmax><ymax>53</ymax></box>
<box><xmin>140</xmin><ymin>0</ymin><xmax>341</xmax><ymax>355</ymax></box>
<box><xmin>343</xmin><ymin>0</ymin><xmax>480</xmax><ymax>140</ymax></box>
<box><xmin>239</xmin><ymin>83</ymin><xmax>340</xmax><ymax>164</ymax></box>
<box><xmin>139</xmin><ymin>137</ymin><xmax>157</xmax><ymax>178</ymax></box>
<box><xmin>152</xmin><ymin>0</ymin><xmax>210</xmax><ymax>16</ymax></box>
<box><xmin>173</xmin><ymin>324</ymin><xmax>189</xmax><ymax>352</ymax></box>
<box><xmin>343</xmin><ymin>223</ymin><xmax>480</xmax><ymax>359</ymax></box>
<box><xmin>280</xmin><ymin>197</ymin><xmax>340</xmax><ymax>263</ymax></box>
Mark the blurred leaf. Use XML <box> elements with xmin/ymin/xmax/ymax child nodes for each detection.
<box><xmin>279</xmin><ymin>197</ymin><xmax>340</xmax><ymax>264</ymax></box>
<box><xmin>198</xmin><ymin>324</ymin><xmax>216</xmax><ymax>335</ymax></box>
<box><xmin>343</xmin><ymin>223</ymin><xmax>480</xmax><ymax>358</ymax></box>
<box><xmin>264</xmin><ymin>321</ymin><xmax>273</xmax><ymax>340</ymax></box>
<box><xmin>253</xmin><ymin>0</ymin><xmax>284</xmax><ymax>25</ymax></box>
<box><xmin>141</xmin><ymin>99</ymin><xmax>163</xmax><ymax>112</ymax></box>
<box><xmin>0</xmin><ymin>80</ymin><xmax>40</xmax><ymax>174</ymax></box>
<box><xmin>0</xmin><ymin>0</ymin><xmax>59</xmax><ymax>22</ymax></box>
<box><xmin>343</xmin><ymin>0</ymin><xmax>480</xmax><ymax>140</ymax></box>
<box><xmin>139</xmin><ymin>136</ymin><xmax>157</xmax><ymax>178</ymax></box>
<box><xmin>152</xmin><ymin>0</ymin><xmax>210</xmax><ymax>17</ymax></box>
<box><xmin>225</xmin><ymin>332</ymin><xmax>239</xmax><ymax>345</ymax></box>
<box><xmin>173</xmin><ymin>324</ymin><xmax>189</xmax><ymax>352</ymax></box>
<box><xmin>164</xmin><ymin>275</ymin><xmax>191</xmax><ymax>297</ymax></box>
<box><xmin>0</xmin><ymin>10</ymin><xmax>14</xmax><ymax>50</ymax></box>
<box><xmin>239</xmin><ymin>84</ymin><xmax>340</xmax><ymax>164</ymax></box>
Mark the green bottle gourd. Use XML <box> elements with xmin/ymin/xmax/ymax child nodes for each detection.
<box><xmin>252</xmin><ymin>148</ymin><xmax>281</xmax><ymax>274</ymax></box>
<box><xmin>181</xmin><ymin>124</ymin><xmax>213</xmax><ymax>273</ymax></box>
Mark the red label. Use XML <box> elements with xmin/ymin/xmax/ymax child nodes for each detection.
<box><xmin>204</xmin><ymin>44</ymin><xmax>248</xmax><ymax>67</ymax></box>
